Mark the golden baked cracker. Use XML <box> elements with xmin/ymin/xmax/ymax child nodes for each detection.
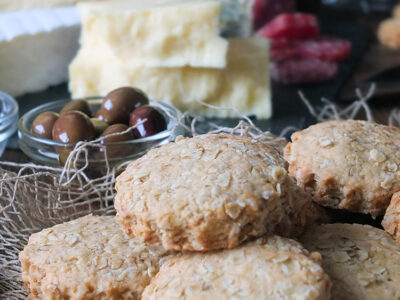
<box><xmin>115</xmin><ymin>133</ymin><xmax>324</xmax><ymax>251</ymax></box>
<box><xmin>393</xmin><ymin>4</ymin><xmax>400</xmax><ymax>19</ymax></box>
<box><xmin>285</xmin><ymin>120</ymin><xmax>400</xmax><ymax>216</ymax></box>
<box><xmin>382</xmin><ymin>191</ymin><xmax>400</xmax><ymax>245</ymax></box>
<box><xmin>142</xmin><ymin>235</ymin><xmax>331</xmax><ymax>300</ymax></box>
<box><xmin>19</xmin><ymin>215</ymin><xmax>172</xmax><ymax>299</ymax></box>
<box><xmin>300</xmin><ymin>224</ymin><xmax>400</xmax><ymax>300</ymax></box>
<box><xmin>378</xmin><ymin>18</ymin><xmax>400</xmax><ymax>50</ymax></box>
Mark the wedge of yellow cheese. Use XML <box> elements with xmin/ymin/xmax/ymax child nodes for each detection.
<box><xmin>70</xmin><ymin>38</ymin><xmax>271</xmax><ymax>119</ymax></box>
<box><xmin>78</xmin><ymin>0</ymin><xmax>229</xmax><ymax>68</ymax></box>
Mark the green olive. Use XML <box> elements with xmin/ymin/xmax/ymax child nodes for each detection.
<box><xmin>58</xmin><ymin>148</ymin><xmax>71</xmax><ymax>167</ymax></box>
<box><xmin>90</xmin><ymin>118</ymin><xmax>109</xmax><ymax>136</ymax></box>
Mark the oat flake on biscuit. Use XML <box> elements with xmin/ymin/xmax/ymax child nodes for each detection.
<box><xmin>142</xmin><ymin>235</ymin><xmax>331</xmax><ymax>300</ymax></box>
<box><xmin>115</xmin><ymin>133</ymin><xmax>325</xmax><ymax>251</ymax></box>
<box><xmin>284</xmin><ymin>120</ymin><xmax>400</xmax><ymax>216</ymax></box>
<box><xmin>382</xmin><ymin>191</ymin><xmax>400</xmax><ymax>245</ymax></box>
<box><xmin>300</xmin><ymin>223</ymin><xmax>400</xmax><ymax>300</ymax></box>
<box><xmin>19</xmin><ymin>215</ymin><xmax>172</xmax><ymax>300</ymax></box>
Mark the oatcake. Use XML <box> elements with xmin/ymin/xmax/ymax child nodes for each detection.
<box><xmin>142</xmin><ymin>235</ymin><xmax>331</xmax><ymax>300</ymax></box>
<box><xmin>115</xmin><ymin>133</ymin><xmax>325</xmax><ymax>251</ymax></box>
<box><xmin>300</xmin><ymin>223</ymin><xmax>400</xmax><ymax>300</ymax></box>
<box><xmin>378</xmin><ymin>18</ymin><xmax>400</xmax><ymax>50</ymax></box>
<box><xmin>19</xmin><ymin>215</ymin><xmax>172</xmax><ymax>300</ymax></box>
<box><xmin>285</xmin><ymin>120</ymin><xmax>400</xmax><ymax>216</ymax></box>
<box><xmin>382</xmin><ymin>191</ymin><xmax>400</xmax><ymax>245</ymax></box>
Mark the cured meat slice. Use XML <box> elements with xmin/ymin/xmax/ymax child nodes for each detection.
<box><xmin>257</xmin><ymin>13</ymin><xmax>319</xmax><ymax>39</ymax></box>
<box><xmin>252</xmin><ymin>0</ymin><xmax>296</xmax><ymax>30</ymax></box>
<box><xmin>270</xmin><ymin>58</ymin><xmax>338</xmax><ymax>84</ymax></box>
<box><xmin>270</xmin><ymin>37</ymin><xmax>352</xmax><ymax>62</ymax></box>
<box><xmin>297</xmin><ymin>36</ymin><xmax>351</xmax><ymax>62</ymax></box>
<box><xmin>270</xmin><ymin>38</ymin><xmax>300</xmax><ymax>60</ymax></box>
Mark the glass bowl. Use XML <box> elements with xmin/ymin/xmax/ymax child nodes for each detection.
<box><xmin>0</xmin><ymin>91</ymin><xmax>19</xmax><ymax>158</ymax></box>
<box><xmin>19</xmin><ymin>98</ymin><xmax>182</xmax><ymax>172</ymax></box>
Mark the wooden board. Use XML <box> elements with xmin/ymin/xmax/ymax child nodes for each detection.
<box><xmin>197</xmin><ymin>21</ymin><xmax>370</xmax><ymax>137</ymax></box>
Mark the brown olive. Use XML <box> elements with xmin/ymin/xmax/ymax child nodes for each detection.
<box><xmin>99</xmin><ymin>124</ymin><xmax>135</xmax><ymax>158</ymax></box>
<box><xmin>129</xmin><ymin>105</ymin><xmax>167</xmax><ymax>138</ymax></box>
<box><xmin>31</xmin><ymin>112</ymin><xmax>59</xmax><ymax>139</ymax></box>
<box><xmin>101</xmin><ymin>124</ymin><xmax>134</xmax><ymax>144</ymax></box>
<box><xmin>60</xmin><ymin>100</ymin><xmax>91</xmax><ymax>117</ymax></box>
<box><xmin>96</xmin><ymin>87</ymin><xmax>149</xmax><ymax>124</ymax></box>
<box><xmin>90</xmin><ymin>118</ymin><xmax>109</xmax><ymax>136</ymax></box>
<box><xmin>52</xmin><ymin>111</ymin><xmax>96</xmax><ymax>143</ymax></box>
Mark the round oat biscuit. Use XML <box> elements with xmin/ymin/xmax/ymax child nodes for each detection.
<box><xmin>299</xmin><ymin>224</ymin><xmax>400</xmax><ymax>300</ymax></box>
<box><xmin>382</xmin><ymin>191</ymin><xmax>400</xmax><ymax>245</ymax></box>
<box><xmin>19</xmin><ymin>215</ymin><xmax>172</xmax><ymax>300</ymax></box>
<box><xmin>393</xmin><ymin>4</ymin><xmax>400</xmax><ymax>19</ymax></box>
<box><xmin>115</xmin><ymin>133</ymin><xmax>325</xmax><ymax>251</ymax></box>
<box><xmin>378</xmin><ymin>18</ymin><xmax>400</xmax><ymax>50</ymax></box>
<box><xmin>142</xmin><ymin>235</ymin><xmax>331</xmax><ymax>300</ymax></box>
<box><xmin>284</xmin><ymin>120</ymin><xmax>400</xmax><ymax>216</ymax></box>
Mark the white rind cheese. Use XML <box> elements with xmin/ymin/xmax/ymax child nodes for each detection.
<box><xmin>0</xmin><ymin>6</ymin><xmax>80</xmax><ymax>97</ymax></box>
<box><xmin>78</xmin><ymin>0</ymin><xmax>229</xmax><ymax>68</ymax></box>
<box><xmin>70</xmin><ymin>38</ymin><xmax>272</xmax><ymax>119</ymax></box>
<box><xmin>0</xmin><ymin>0</ymin><xmax>107</xmax><ymax>12</ymax></box>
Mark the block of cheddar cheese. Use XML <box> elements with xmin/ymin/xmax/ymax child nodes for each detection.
<box><xmin>69</xmin><ymin>38</ymin><xmax>271</xmax><ymax>119</ymax></box>
<box><xmin>78</xmin><ymin>0</ymin><xmax>229</xmax><ymax>68</ymax></box>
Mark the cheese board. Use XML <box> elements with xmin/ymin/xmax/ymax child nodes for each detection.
<box><xmin>14</xmin><ymin>20</ymin><xmax>369</xmax><ymax>141</ymax></box>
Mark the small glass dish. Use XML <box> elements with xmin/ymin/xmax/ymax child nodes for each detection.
<box><xmin>18</xmin><ymin>98</ymin><xmax>182</xmax><ymax>173</ymax></box>
<box><xmin>0</xmin><ymin>91</ymin><xmax>19</xmax><ymax>158</ymax></box>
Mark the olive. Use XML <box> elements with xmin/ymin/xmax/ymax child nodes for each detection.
<box><xmin>96</xmin><ymin>87</ymin><xmax>149</xmax><ymax>124</ymax></box>
<box><xmin>129</xmin><ymin>105</ymin><xmax>167</xmax><ymax>138</ymax></box>
<box><xmin>101</xmin><ymin>124</ymin><xmax>134</xmax><ymax>143</ymax></box>
<box><xmin>60</xmin><ymin>100</ymin><xmax>91</xmax><ymax>117</ymax></box>
<box><xmin>90</xmin><ymin>118</ymin><xmax>109</xmax><ymax>136</ymax></box>
<box><xmin>58</xmin><ymin>148</ymin><xmax>71</xmax><ymax>166</ymax></box>
<box><xmin>52</xmin><ymin>111</ymin><xmax>96</xmax><ymax>143</ymax></box>
<box><xmin>31</xmin><ymin>112</ymin><xmax>59</xmax><ymax>139</ymax></box>
<box><xmin>100</xmin><ymin>124</ymin><xmax>135</xmax><ymax>157</ymax></box>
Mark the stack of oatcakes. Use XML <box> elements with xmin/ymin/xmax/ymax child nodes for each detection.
<box><xmin>19</xmin><ymin>122</ymin><xmax>400</xmax><ymax>299</ymax></box>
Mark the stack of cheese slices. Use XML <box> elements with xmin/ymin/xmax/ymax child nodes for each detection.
<box><xmin>69</xmin><ymin>0</ymin><xmax>272</xmax><ymax>119</ymax></box>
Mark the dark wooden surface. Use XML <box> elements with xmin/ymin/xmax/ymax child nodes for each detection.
<box><xmin>339</xmin><ymin>20</ymin><xmax>400</xmax><ymax>125</ymax></box>
<box><xmin>3</xmin><ymin>16</ymin><xmax>400</xmax><ymax>164</ymax></box>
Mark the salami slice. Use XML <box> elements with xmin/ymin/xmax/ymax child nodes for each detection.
<box><xmin>257</xmin><ymin>13</ymin><xmax>319</xmax><ymax>39</ymax></box>
<box><xmin>270</xmin><ymin>36</ymin><xmax>351</xmax><ymax>62</ymax></box>
<box><xmin>297</xmin><ymin>36</ymin><xmax>351</xmax><ymax>62</ymax></box>
<box><xmin>270</xmin><ymin>58</ymin><xmax>338</xmax><ymax>84</ymax></box>
<box><xmin>270</xmin><ymin>38</ymin><xmax>300</xmax><ymax>60</ymax></box>
<box><xmin>253</xmin><ymin>0</ymin><xmax>296</xmax><ymax>30</ymax></box>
